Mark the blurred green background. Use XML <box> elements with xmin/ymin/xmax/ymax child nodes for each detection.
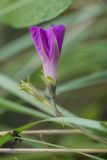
<box><xmin>0</xmin><ymin>0</ymin><xmax>107</xmax><ymax>159</ymax></box>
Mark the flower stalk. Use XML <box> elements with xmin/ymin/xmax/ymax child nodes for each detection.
<box><xmin>48</xmin><ymin>83</ymin><xmax>61</xmax><ymax>116</ymax></box>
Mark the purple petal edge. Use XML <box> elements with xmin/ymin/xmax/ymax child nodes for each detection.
<box><xmin>49</xmin><ymin>24</ymin><xmax>65</xmax><ymax>53</ymax></box>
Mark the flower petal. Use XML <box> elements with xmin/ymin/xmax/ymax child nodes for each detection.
<box><xmin>52</xmin><ymin>25</ymin><xmax>65</xmax><ymax>53</ymax></box>
<box><xmin>29</xmin><ymin>26</ymin><xmax>49</xmax><ymax>61</ymax></box>
<box><xmin>43</xmin><ymin>57</ymin><xmax>58</xmax><ymax>80</ymax></box>
<box><xmin>29</xmin><ymin>24</ymin><xmax>65</xmax><ymax>80</ymax></box>
<box><xmin>47</xmin><ymin>27</ymin><xmax>59</xmax><ymax>62</ymax></box>
<box><xmin>40</xmin><ymin>29</ymin><xmax>50</xmax><ymax>58</ymax></box>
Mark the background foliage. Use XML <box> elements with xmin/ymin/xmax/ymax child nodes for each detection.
<box><xmin>0</xmin><ymin>0</ymin><xmax>107</xmax><ymax>160</ymax></box>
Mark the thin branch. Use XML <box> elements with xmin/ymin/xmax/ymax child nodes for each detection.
<box><xmin>0</xmin><ymin>148</ymin><xmax>107</xmax><ymax>153</ymax></box>
<box><xmin>0</xmin><ymin>129</ymin><xmax>81</xmax><ymax>136</ymax></box>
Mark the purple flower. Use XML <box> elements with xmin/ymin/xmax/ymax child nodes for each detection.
<box><xmin>29</xmin><ymin>24</ymin><xmax>65</xmax><ymax>80</ymax></box>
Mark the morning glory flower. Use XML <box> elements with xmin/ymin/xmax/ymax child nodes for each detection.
<box><xmin>29</xmin><ymin>24</ymin><xmax>65</xmax><ymax>81</ymax></box>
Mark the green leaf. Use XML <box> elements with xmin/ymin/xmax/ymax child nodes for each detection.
<box><xmin>0</xmin><ymin>73</ymin><xmax>55</xmax><ymax>115</ymax></box>
<box><xmin>60</xmin><ymin>134</ymin><xmax>107</xmax><ymax>149</ymax></box>
<box><xmin>0</xmin><ymin>0</ymin><xmax>74</xmax><ymax>28</ymax></box>
<box><xmin>0</xmin><ymin>97</ymin><xmax>49</xmax><ymax>119</ymax></box>
<box><xmin>45</xmin><ymin>117</ymin><xmax>107</xmax><ymax>133</ymax></box>
<box><xmin>19</xmin><ymin>137</ymin><xmax>105</xmax><ymax>160</ymax></box>
<box><xmin>0</xmin><ymin>34</ymin><xmax>32</xmax><ymax>61</ymax></box>
<box><xmin>57</xmin><ymin>70</ymin><xmax>107</xmax><ymax>94</ymax></box>
<box><xmin>0</xmin><ymin>4</ymin><xmax>104</xmax><ymax>62</ymax></box>
<box><xmin>0</xmin><ymin>120</ymin><xmax>43</xmax><ymax>146</ymax></box>
<box><xmin>0</xmin><ymin>73</ymin><xmax>73</xmax><ymax>117</ymax></box>
<box><xmin>0</xmin><ymin>119</ymin><xmax>106</xmax><ymax>160</ymax></box>
<box><xmin>0</xmin><ymin>134</ymin><xmax>12</xmax><ymax>147</ymax></box>
<box><xmin>1</xmin><ymin>116</ymin><xmax>107</xmax><ymax>146</ymax></box>
<box><xmin>0</xmin><ymin>116</ymin><xmax>107</xmax><ymax>159</ymax></box>
<box><xmin>15</xmin><ymin>120</ymin><xmax>44</xmax><ymax>133</ymax></box>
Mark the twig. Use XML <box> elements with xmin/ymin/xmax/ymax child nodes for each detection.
<box><xmin>0</xmin><ymin>148</ymin><xmax>107</xmax><ymax>153</ymax></box>
<box><xmin>0</xmin><ymin>129</ymin><xmax>81</xmax><ymax>136</ymax></box>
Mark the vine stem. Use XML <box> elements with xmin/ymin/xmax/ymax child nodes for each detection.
<box><xmin>0</xmin><ymin>148</ymin><xmax>107</xmax><ymax>153</ymax></box>
<box><xmin>48</xmin><ymin>83</ymin><xmax>61</xmax><ymax>116</ymax></box>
